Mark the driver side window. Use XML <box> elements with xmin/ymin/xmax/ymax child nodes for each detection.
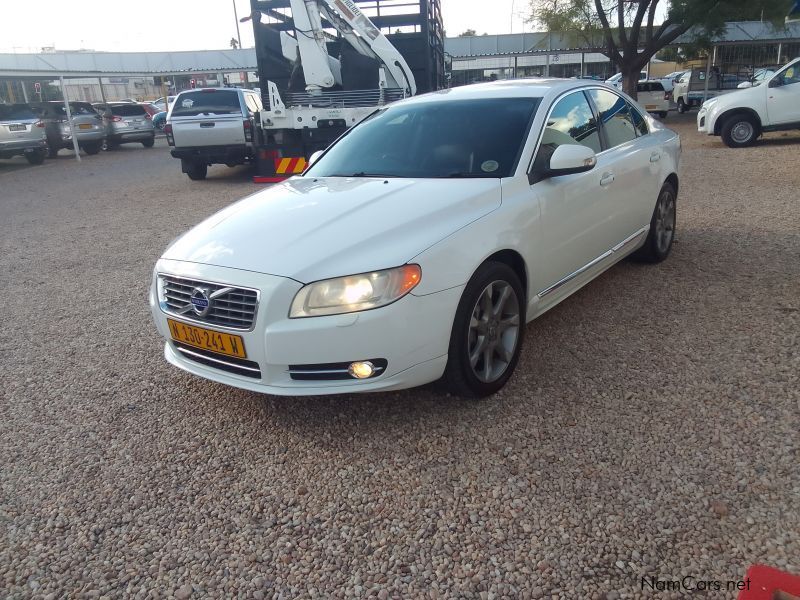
<box><xmin>775</xmin><ymin>64</ymin><xmax>800</xmax><ymax>86</ymax></box>
<box><xmin>531</xmin><ymin>91</ymin><xmax>600</xmax><ymax>180</ymax></box>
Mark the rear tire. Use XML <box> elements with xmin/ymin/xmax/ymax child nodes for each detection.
<box><xmin>677</xmin><ymin>98</ymin><xmax>687</xmax><ymax>114</ymax></box>
<box><xmin>633</xmin><ymin>182</ymin><xmax>677</xmax><ymax>264</ymax></box>
<box><xmin>82</xmin><ymin>141</ymin><xmax>101</xmax><ymax>155</ymax></box>
<box><xmin>658</xmin><ymin>111</ymin><xmax>668</xmax><ymax>119</ymax></box>
<box><xmin>440</xmin><ymin>262</ymin><xmax>525</xmax><ymax>398</ymax></box>
<box><xmin>186</xmin><ymin>162</ymin><xmax>208</xmax><ymax>181</ymax></box>
<box><xmin>25</xmin><ymin>149</ymin><xmax>46</xmax><ymax>165</ymax></box>
<box><xmin>141</xmin><ymin>137</ymin><xmax>155</xmax><ymax>148</ymax></box>
<box><xmin>721</xmin><ymin>113</ymin><xmax>760</xmax><ymax>148</ymax></box>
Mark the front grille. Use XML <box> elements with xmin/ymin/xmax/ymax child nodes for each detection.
<box><xmin>159</xmin><ymin>274</ymin><xmax>258</xmax><ymax>330</ymax></box>
<box><xmin>173</xmin><ymin>342</ymin><xmax>261</xmax><ymax>379</ymax></box>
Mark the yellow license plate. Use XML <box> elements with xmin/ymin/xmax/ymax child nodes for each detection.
<box><xmin>167</xmin><ymin>319</ymin><xmax>246</xmax><ymax>358</ymax></box>
<box><xmin>79</xmin><ymin>123</ymin><xmax>92</xmax><ymax>129</ymax></box>
<box><xmin>645</xmin><ymin>104</ymin><xmax>657</xmax><ymax>109</ymax></box>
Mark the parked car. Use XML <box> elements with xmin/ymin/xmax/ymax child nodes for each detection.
<box><xmin>150</xmin><ymin>80</ymin><xmax>680</xmax><ymax>397</ymax></box>
<box><xmin>165</xmin><ymin>87</ymin><xmax>263</xmax><ymax>180</ymax></box>
<box><xmin>140</xmin><ymin>102</ymin><xmax>161</xmax><ymax>117</ymax></box>
<box><xmin>93</xmin><ymin>102</ymin><xmax>155</xmax><ymax>149</ymax></box>
<box><xmin>0</xmin><ymin>103</ymin><xmax>48</xmax><ymax>164</ymax></box>
<box><xmin>152</xmin><ymin>96</ymin><xmax>176</xmax><ymax>112</ymax></box>
<box><xmin>637</xmin><ymin>80</ymin><xmax>671</xmax><ymax>118</ymax></box>
<box><xmin>605</xmin><ymin>71</ymin><xmax>648</xmax><ymax>90</ymax></box>
<box><xmin>152</xmin><ymin>111</ymin><xmax>167</xmax><ymax>130</ymax></box>
<box><xmin>32</xmin><ymin>101</ymin><xmax>105</xmax><ymax>157</ymax></box>
<box><xmin>698</xmin><ymin>57</ymin><xmax>800</xmax><ymax>147</ymax></box>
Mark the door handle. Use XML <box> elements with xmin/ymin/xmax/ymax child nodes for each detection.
<box><xmin>650</xmin><ymin>152</ymin><xmax>661</xmax><ymax>163</ymax></box>
<box><xmin>599</xmin><ymin>172</ymin><xmax>615</xmax><ymax>187</ymax></box>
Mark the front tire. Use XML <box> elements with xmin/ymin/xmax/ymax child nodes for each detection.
<box><xmin>633</xmin><ymin>182</ymin><xmax>677</xmax><ymax>263</ymax></box>
<box><xmin>185</xmin><ymin>162</ymin><xmax>208</xmax><ymax>181</ymax></box>
<box><xmin>721</xmin><ymin>113</ymin><xmax>760</xmax><ymax>148</ymax></box>
<box><xmin>441</xmin><ymin>262</ymin><xmax>525</xmax><ymax>398</ymax></box>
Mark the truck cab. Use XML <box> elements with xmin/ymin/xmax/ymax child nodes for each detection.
<box><xmin>697</xmin><ymin>57</ymin><xmax>800</xmax><ymax>147</ymax></box>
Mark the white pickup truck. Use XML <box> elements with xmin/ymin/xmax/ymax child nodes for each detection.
<box><xmin>697</xmin><ymin>58</ymin><xmax>800</xmax><ymax>148</ymax></box>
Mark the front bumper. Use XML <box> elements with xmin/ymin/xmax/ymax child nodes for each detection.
<box><xmin>150</xmin><ymin>259</ymin><xmax>462</xmax><ymax>395</ymax></box>
<box><xmin>696</xmin><ymin>106</ymin><xmax>713</xmax><ymax>134</ymax></box>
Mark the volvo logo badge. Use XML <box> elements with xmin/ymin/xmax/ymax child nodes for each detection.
<box><xmin>189</xmin><ymin>287</ymin><xmax>211</xmax><ymax>317</ymax></box>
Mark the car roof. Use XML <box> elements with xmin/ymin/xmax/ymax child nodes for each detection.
<box><xmin>398</xmin><ymin>78</ymin><xmax>615</xmax><ymax>107</ymax></box>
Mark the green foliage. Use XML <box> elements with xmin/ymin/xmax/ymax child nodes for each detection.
<box><xmin>527</xmin><ymin>0</ymin><xmax>792</xmax><ymax>96</ymax></box>
<box><xmin>459</xmin><ymin>29</ymin><xmax>477</xmax><ymax>37</ymax></box>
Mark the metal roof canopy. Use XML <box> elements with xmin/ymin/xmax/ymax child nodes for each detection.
<box><xmin>0</xmin><ymin>48</ymin><xmax>257</xmax><ymax>78</ymax></box>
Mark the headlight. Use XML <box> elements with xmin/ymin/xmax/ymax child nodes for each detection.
<box><xmin>289</xmin><ymin>265</ymin><xmax>421</xmax><ymax>318</ymax></box>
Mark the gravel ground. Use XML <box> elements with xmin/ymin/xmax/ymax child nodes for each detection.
<box><xmin>1</xmin><ymin>115</ymin><xmax>798</xmax><ymax>599</ymax></box>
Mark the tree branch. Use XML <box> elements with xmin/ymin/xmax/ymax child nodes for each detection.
<box><xmin>616</xmin><ymin>0</ymin><xmax>628</xmax><ymax>47</ymax></box>
<box><xmin>645</xmin><ymin>0</ymin><xmax>660</xmax><ymax>45</ymax></box>
<box><xmin>629</xmin><ymin>0</ymin><xmax>653</xmax><ymax>48</ymax></box>
<box><xmin>594</xmin><ymin>0</ymin><xmax>622</xmax><ymax>63</ymax></box>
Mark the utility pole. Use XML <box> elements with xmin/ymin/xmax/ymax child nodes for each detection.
<box><xmin>233</xmin><ymin>0</ymin><xmax>242</xmax><ymax>48</ymax></box>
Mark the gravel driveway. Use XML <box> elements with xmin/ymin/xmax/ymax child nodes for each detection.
<box><xmin>1</xmin><ymin>116</ymin><xmax>798</xmax><ymax>599</ymax></box>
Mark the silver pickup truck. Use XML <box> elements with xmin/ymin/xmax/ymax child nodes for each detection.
<box><xmin>165</xmin><ymin>88</ymin><xmax>263</xmax><ymax>180</ymax></box>
<box><xmin>0</xmin><ymin>103</ymin><xmax>47</xmax><ymax>164</ymax></box>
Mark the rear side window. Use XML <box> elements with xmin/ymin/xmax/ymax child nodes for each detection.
<box><xmin>0</xmin><ymin>104</ymin><xmax>36</xmax><ymax>121</ymax></box>
<box><xmin>588</xmin><ymin>89</ymin><xmax>637</xmax><ymax>148</ymax></box>
<box><xmin>171</xmin><ymin>91</ymin><xmax>242</xmax><ymax>116</ymax></box>
<box><xmin>111</xmin><ymin>104</ymin><xmax>146</xmax><ymax>116</ymax></box>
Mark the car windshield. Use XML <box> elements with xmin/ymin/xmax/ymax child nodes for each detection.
<box><xmin>306</xmin><ymin>97</ymin><xmax>540</xmax><ymax>179</ymax></box>
<box><xmin>0</xmin><ymin>104</ymin><xmax>37</xmax><ymax>121</ymax></box>
<box><xmin>171</xmin><ymin>91</ymin><xmax>241</xmax><ymax>116</ymax></box>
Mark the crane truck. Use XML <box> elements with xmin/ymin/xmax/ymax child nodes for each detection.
<box><xmin>246</xmin><ymin>0</ymin><xmax>445</xmax><ymax>182</ymax></box>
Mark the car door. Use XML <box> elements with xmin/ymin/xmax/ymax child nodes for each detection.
<box><xmin>766</xmin><ymin>62</ymin><xmax>800</xmax><ymax>126</ymax></box>
<box><xmin>586</xmin><ymin>88</ymin><xmax>655</xmax><ymax>246</ymax></box>
<box><xmin>528</xmin><ymin>89</ymin><xmax>615</xmax><ymax>294</ymax></box>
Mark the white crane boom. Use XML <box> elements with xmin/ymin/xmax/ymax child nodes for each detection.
<box><xmin>286</xmin><ymin>0</ymin><xmax>417</xmax><ymax>96</ymax></box>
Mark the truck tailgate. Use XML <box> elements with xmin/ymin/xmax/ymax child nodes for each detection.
<box><xmin>171</xmin><ymin>115</ymin><xmax>245</xmax><ymax>147</ymax></box>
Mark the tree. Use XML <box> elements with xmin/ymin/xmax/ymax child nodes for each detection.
<box><xmin>230</xmin><ymin>37</ymin><xmax>240</xmax><ymax>49</ymax></box>
<box><xmin>459</xmin><ymin>29</ymin><xmax>477</xmax><ymax>37</ymax></box>
<box><xmin>529</xmin><ymin>0</ymin><xmax>792</xmax><ymax>98</ymax></box>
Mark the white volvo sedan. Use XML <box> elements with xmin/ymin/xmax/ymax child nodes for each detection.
<box><xmin>150</xmin><ymin>79</ymin><xmax>680</xmax><ymax>398</ymax></box>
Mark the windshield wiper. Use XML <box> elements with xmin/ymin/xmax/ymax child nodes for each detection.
<box><xmin>444</xmin><ymin>172</ymin><xmax>487</xmax><ymax>178</ymax></box>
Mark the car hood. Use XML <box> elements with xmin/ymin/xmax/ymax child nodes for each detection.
<box><xmin>162</xmin><ymin>176</ymin><xmax>502</xmax><ymax>282</ymax></box>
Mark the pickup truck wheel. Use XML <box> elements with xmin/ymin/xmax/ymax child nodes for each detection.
<box><xmin>677</xmin><ymin>98</ymin><xmax>687</xmax><ymax>114</ymax></box>
<box><xmin>721</xmin><ymin>114</ymin><xmax>759</xmax><ymax>148</ymax></box>
<box><xmin>633</xmin><ymin>182</ymin><xmax>676</xmax><ymax>264</ymax></box>
<box><xmin>441</xmin><ymin>262</ymin><xmax>525</xmax><ymax>398</ymax></box>
<box><xmin>186</xmin><ymin>162</ymin><xmax>208</xmax><ymax>181</ymax></box>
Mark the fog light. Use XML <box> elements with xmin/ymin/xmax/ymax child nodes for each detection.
<box><xmin>348</xmin><ymin>361</ymin><xmax>375</xmax><ymax>379</ymax></box>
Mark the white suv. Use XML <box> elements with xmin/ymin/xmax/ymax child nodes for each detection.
<box><xmin>165</xmin><ymin>88</ymin><xmax>263</xmax><ymax>180</ymax></box>
<box><xmin>697</xmin><ymin>58</ymin><xmax>800</xmax><ymax>148</ymax></box>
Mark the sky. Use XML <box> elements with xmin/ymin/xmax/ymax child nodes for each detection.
<box><xmin>0</xmin><ymin>0</ymin><xmax>532</xmax><ymax>54</ymax></box>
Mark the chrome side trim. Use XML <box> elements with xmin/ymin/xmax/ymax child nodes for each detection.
<box><xmin>175</xmin><ymin>345</ymin><xmax>261</xmax><ymax>373</ymax></box>
<box><xmin>537</xmin><ymin>225</ymin><xmax>649</xmax><ymax>299</ymax></box>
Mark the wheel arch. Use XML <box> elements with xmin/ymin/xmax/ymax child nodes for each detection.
<box><xmin>664</xmin><ymin>172</ymin><xmax>679</xmax><ymax>198</ymax></box>
<box><xmin>482</xmin><ymin>249</ymin><xmax>529</xmax><ymax>303</ymax></box>
<box><xmin>713</xmin><ymin>108</ymin><xmax>762</xmax><ymax>135</ymax></box>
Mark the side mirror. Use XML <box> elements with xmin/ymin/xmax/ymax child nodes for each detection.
<box><xmin>308</xmin><ymin>150</ymin><xmax>324</xmax><ymax>167</ymax></box>
<box><xmin>547</xmin><ymin>144</ymin><xmax>597</xmax><ymax>178</ymax></box>
<box><xmin>737</xmin><ymin>81</ymin><xmax>752</xmax><ymax>89</ymax></box>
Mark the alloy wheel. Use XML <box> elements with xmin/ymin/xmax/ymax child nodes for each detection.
<box><xmin>655</xmin><ymin>189</ymin><xmax>676</xmax><ymax>254</ymax></box>
<box><xmin>467</xmin><ymin>281</ymin><xmax>521</xmax><ymax>383</ymax></box>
